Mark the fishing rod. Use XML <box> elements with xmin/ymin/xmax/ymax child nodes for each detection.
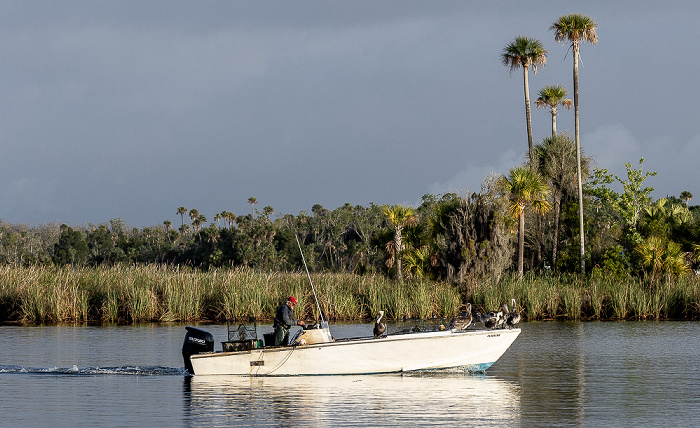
<box><xmin>295</xmin><ymin>234</ymin><xmax>325</xmax><ymax>324</ymax></box>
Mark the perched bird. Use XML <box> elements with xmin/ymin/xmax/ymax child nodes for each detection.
<box><xmin>483</xmin><ymin>311</ymin><xmax>500</xmax><ymax>329</ymax></box>
<box><xmin>449</xmin><ymin>303</ymin><xmax>473</xmax><ymax>331</ymax></box>
<box><xmin>496</xmin><ymin>303</ymin><xmax>509</xmax><ymax>329</ymax></box>
<box><xmin>506</xmin><ymin>299</ymin><xmax>521</xmax><ymax>328</ymax></box>
<box><xmin>373</xmin><ymin>311</ymin><xmax>386</xmax><ymax>338</ymax></box>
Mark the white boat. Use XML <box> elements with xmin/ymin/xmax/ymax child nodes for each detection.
<box><xmin>182</xmin><ymin>322</ymin><xmax>520</xmax><ymax>376</ymax></box>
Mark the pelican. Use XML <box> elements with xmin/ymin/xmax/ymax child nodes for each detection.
<box><xmin>483</xmin><ymin>311</ymin><xmax>499</xmax><ymax>329</ymax></box>
<box><xmin>449</xmin><ymin>303</ymin><xmax>473</xmax><ymax>331</ymax></box>
<box><xmin>373</xmin><ymin>311</ymin><xmax>386</xmax><ymax>338</ymax></box>
<box><xmin>495</xmin><ymin>303</ymin><xmax>509</xmax><ymax>329</ymax></box>
<box><xmin>506</xmin><ymin>299</ymin><xmax>521</xmax><ymax>328</ymax></box>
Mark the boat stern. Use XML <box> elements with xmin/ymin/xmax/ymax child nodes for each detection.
<box><xmin>182</xmin><ymin>327</ymin><xmax>214</xmax><ymax>375</ymax></box>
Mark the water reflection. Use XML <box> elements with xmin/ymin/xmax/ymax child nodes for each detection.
<box><xmin>494</xmin><ymin>322</ymin><xmax>589</xmax><ymax>426</ymax></box>
<box><xmin>183</xmin><ymin>373</ymin><xmax>520</xmax><ymax>427</ymax></box>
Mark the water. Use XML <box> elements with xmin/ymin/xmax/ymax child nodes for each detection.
<box><xmin>1</xmin><ymin>322</ymin><xmax>699</xmax><ymax>426</ymax></box>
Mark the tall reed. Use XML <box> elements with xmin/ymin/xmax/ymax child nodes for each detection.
<box><xmin>2</xmin><ymin>265</ymin><xmax>699</xmax><ymax>324</ymax></box>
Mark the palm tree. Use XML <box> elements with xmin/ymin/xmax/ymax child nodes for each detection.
<box><xmin>534</xmin><ymin>133</ymin><xmax>589</xmax><ymax>268</ymax></box>
<box><xmin>262</xmin><ymin>205</ymin><xmax>274</xmax><ymax>219</ymax></box>
<box><xmin>176</xmin><ymin>207</ymin><xmax>187</xmax><ymax>231</ymax></box>
<box><xmin>248</xmin><ymin>197</ymin><xmax>258</xmax><ymax>216</ymax></box>
<box><xmin>636</xmin><ymin>237</ymin><xmax>689</xmax><ymax>285</ymax></box>
<box><xmin>680</xmin><ymin>191</ymin><xmax>693</xmax><ymax>207</ymax></box>
<box><xmin>501</xmin><ymin>166</ymin><xmax>551</xmax><ymax>280</ymax></box>
<box><xmin>501</xmin><ymin>36</ymin><xmax>548</xmax><ymax>166</ymax></box>
<box><xmin>227</xmin><ymin>211</ymin><xmax>237</xmax><ymax>229</ymax></box>
<box><xmin>550</xmin><ymin>13</ymin><xmax>598</xmax><ymax>274</ymax></box>
<box><xmin>536</xmin><ymin>84</ymin><xmax>572</xmax><ymax>136</ymax></box>
<box><xmin>188</xmin><ymin>208</ymin><xmax>199</xmax><ymax>223</ymax></box>
<box><xmin>403</xmin><ymin>246</ymin><xmax>432</xmax><ymax>279</ymax></box>
<box><xmin>383</xmin><ymin>205</ymin><xmax>418</xmax><ymax>280</ymax></box>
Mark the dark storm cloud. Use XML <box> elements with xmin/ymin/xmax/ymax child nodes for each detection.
<box><xmin>0</xmin><ymin>1</ymin><xmax>698</xmax><ymax>226</ymax></box>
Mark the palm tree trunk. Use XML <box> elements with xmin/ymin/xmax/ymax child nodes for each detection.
<box><xmin>551</xmin><ymin>109</ymin><xmax>557</xmax><ymax>136</ymax></box>
<box><xmin>395</xmin><ymin>226</ymin><xmax>403</xmax><ymax>280</ymax></box>
<box><xmin>552</xmin><ymin>193</ymin><xmax>561</xmax><ymax>268</ymax></box>
<box><xmin>573</xmin><ymin>44</ymin><xmax>586</xmax><ymax>274</ymax></box>
<box><xmin>518</xmin><ymin>211</ymin><xmax>525</xmax><ymax>280</ymax></box>
<box><xmin>523</xmin><ymin>67</ymin><xmax>535</xmax><ymax>167</ymax></box>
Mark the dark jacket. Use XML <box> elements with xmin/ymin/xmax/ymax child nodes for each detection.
<box><xmin>273</xmin><ymin>303</ymin><xmax>297</xmax><ymax>329</ymax></box>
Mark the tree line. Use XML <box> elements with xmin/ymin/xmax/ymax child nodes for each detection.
<box><xmin>0</xmin><ymin>167</ymin><xmax>697</xmax><ymax>288</ymax></box>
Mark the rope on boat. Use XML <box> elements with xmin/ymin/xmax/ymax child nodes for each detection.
<box><xmin>295</xmin><ymin>234</ymin><xmax>325</xmax><ymax>324</ymax></box>
<box><xmin>265</xmin><ymin>346</ymin><xmax>296</xmax><ymax>375</ymax></box>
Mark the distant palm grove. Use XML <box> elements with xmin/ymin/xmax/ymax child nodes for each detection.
<box><xmin>1</xmin><ymin>175</ymin><xmax>698</xmax><ymax>284</ymax></box>
<box><xmin>2</xmin><ymin>13</ymin><xmax>700</xmax><ymax>323</ymax></box>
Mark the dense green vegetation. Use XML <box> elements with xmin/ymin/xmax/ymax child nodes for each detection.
<box><xmin>1</xmin><ymin>166</ymin><xmax>696</xmax><ymax>287</ymax></box>
<box><xmin>0</xmin><ymin>166</ymin><xmax>698</xmax><ymax>324</ymax></box>
<box><xmin>1</xmin><ymin>12</ymin><xmax>699</xmax><ymax>324</ymax></box>
<box><xmin>2</xmin><ymin>266</ymin><xmax>698</xmax><ymax>324</ymax></box>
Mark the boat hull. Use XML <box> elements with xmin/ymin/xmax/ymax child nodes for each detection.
<box><xmin>189</xmin><ymin>328</ymin><xmax>520</xmax><ymax>376</ymax></box>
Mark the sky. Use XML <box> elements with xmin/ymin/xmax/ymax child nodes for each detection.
<box><xmin>1</xmin><ymin>1</ymin><xmax>698</xmax><ymax>228</ymax></box>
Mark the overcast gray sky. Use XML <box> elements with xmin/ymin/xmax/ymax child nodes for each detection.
<box><xmin>1</xmin><ymin>1</ymin><xmax>697</xmax><ymax>227</ymax></box>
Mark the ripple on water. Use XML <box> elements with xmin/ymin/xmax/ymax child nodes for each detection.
<box><xmin>0</xmin><ymin>365</ymin><xmax>186</xmax><ymax>376</ymax></box>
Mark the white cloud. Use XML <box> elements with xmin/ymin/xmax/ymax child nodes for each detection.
<box><xmin>583</xmin><ymin>124</ymin><xmax>641</xmax><ymax>171</ymax></box>
<box><xmin>426</xmin><ymin>148</ymin><xmax>521</xmax><ymax>197</ymax></box>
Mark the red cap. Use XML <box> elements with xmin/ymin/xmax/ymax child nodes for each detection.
<box><xmin>288</xmin><ymin>296</ymin><xmax>298</xmax><ymax>305</ymax></box>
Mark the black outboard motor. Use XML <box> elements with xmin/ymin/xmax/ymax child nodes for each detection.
<box><xmin>182</xmin><ymin>326</ymin><xmax>214</xmax><ymax>375</ymax></box>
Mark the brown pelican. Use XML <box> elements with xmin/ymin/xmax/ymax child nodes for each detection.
<box><xmin>449</xmin><ymin>303</ymin><xmax>473</xmax><ymax>331</ymax></box>
<box><xmin>496</xmin><ymin>303</ymin><xmax>509</xmax><ymax>329</ymax></box>
<box><xmin>482</xmin><ymin>311</ymin><xmax>500</xmax><ymax>329</ymax></box>
<box><xmin>506</xmin><ymin>299</ymin><xmax>521</xmax><ymax>328</ymax></box>
<box><xmin>373</xmin><ymin>311</ymin><xmax>386</xmax><ymax>338</ymax></box>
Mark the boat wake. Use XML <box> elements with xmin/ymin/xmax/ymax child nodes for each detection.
<box><xmin>0</xmin><ymin>365</ymin><xmax>186</xmax><ymax>376</ymax></box>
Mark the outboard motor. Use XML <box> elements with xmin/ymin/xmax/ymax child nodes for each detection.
<box><xmin>182</xmin><ymin>326</ymin><xmax>214</xmax><ymax>375</ymax></box>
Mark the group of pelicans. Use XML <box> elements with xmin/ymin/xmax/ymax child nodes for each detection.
<box><xmin>449</xmin><ymin>300</ymin><xmax>521</xmax><ymax>331</ymax></box>
<box><xmin>372</xmin><ymin>299</ymin><xmax>521</xmax><ymax>338</ymax></box>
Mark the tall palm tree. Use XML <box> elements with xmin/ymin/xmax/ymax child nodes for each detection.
<box><xmin>550</xmin><ymin>13</ymin><xmax>598</xmax><ymax>274</ymax></box>
<box><xmin>176</xmin><ymin>207</ymin><xmax>187</xmax><ymax>230</ymax></box>
<box><xmin>248</xmin><ymin>197</ymin><xmax>258</xmax><ymax>216</ymax></box>
<box><xmin>501</xmin><ymin>166</ymin><xmax>551</xmax><ymax>280</ymax></box>
<box><xmin>534</xmin><ymin>134</ymin><xmax>589</xmax><ymax>268</ymax></box>
<box><xmin>533</xmin><ymin>84</ymin><xmax>571</xmax><ymax>269</ymax></box>
<box><xmin>501</xmin><ymin>36</ymin><xmax>548</xmax><ymax>166</ymax></box>
<box><xmin>536</xmin><ymin>84</ymin><xmax>572</xmax><ymax>136</ymax></box>
<box><xmin>383</xmin><ymin>205</ymin><xmax>418</xmax><ymax>280</ymax></box>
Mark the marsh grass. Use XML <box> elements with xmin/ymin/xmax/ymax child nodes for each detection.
<box><xmin>586</xmin><ymin>280</ymin><xmax>606</xmax><ymax>320</ymax></box>
<box><xmin>2</xmin><ymin>265</ymin><xmax>699</xmax><ymax>324</ymax></box>
<box><xmin>465</xmin><ymin>273</ymin><xmax>700</xmax><ymax>321</ymax></box>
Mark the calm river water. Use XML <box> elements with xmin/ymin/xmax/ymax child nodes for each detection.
<box><xmin>1</xmin><ymin>321</ymin><xmax>699</xmax><ymax>427</ymax></box>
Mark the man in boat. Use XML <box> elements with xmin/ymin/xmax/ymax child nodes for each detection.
<box><xmin>273</xmin><ymin>296</ymin><xmax>305</xmax><ymax>346</ymax></box>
